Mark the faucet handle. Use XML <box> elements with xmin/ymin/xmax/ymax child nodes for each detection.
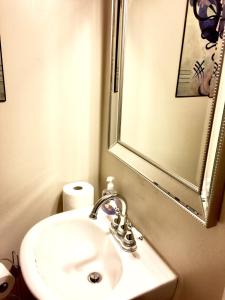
<box><xmin>123</xmin><ymin>221</ymin><xmax>136</xmax><ymax>250</ymax></box>
<box><xmin>126</xmin><ymin>220</ymin><xmax>144</xmax><ymax>241</ymax></box>
<box><xmin>132</xmin><ymin>226</ymin><xmax>144</xmax><ymax>241</ymax></box>
<box><xmin>111</xmin><ymin>208</ymin><xmax>121</xmax><ymax>230</ymax></box>
<box><xmin>125</xmin><ymin>220</ymin><xmax>132</xmax><ymax>231</ymax></box>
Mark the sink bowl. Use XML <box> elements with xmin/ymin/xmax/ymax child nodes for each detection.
<box><xmin>20</xmin><ymin>207</ymin><xmax>177</xmax><ymax>300</ymax></box>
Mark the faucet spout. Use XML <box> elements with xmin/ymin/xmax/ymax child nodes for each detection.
<box><xmin>89</xmin><ymin>193</ymin><xmax>117</xmax><ymax>219</ymax></box>
<box><xmin>89</xmin><ymin>193</ymin><xmax>127</xmax><ymax>219</ymax></box>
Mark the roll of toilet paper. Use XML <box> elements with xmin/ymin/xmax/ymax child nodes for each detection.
<box><xmin>63</xmin><ymin>181</ymin><xmax>94</xmax><ymax>211</ymax></box>
<box><xmin>0</xmin><ymin>263</ymin><xmax>15</xmax><ymax>299</ymax></box>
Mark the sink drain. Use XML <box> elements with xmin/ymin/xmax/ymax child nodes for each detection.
<box><xmin>87</xmin><ymin>272</ymin><xmax>102</xmax><ymax>284</ymax></box>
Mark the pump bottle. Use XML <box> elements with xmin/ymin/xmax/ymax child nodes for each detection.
<box><xmin>101</xmin><ymin>176</ymin><xmax>120</xmax><ymax>214</ymax></box>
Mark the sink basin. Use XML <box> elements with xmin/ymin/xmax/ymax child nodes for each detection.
<box><xmin>20</xmin><ymin>207</ymin><xmax>177</xmax><ymax>300</ymax></box>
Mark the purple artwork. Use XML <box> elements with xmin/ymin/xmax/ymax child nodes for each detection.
<box><xmin>176</xmin><ymin>0</ymin><xmax>225</xmax><ymax>97</ymax></box>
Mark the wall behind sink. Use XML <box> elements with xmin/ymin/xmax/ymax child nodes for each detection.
<box><xmin>100</xmin><ymin>2</ymin><xmax>225</xmax><ymax>300</ymax></box>
<box><xmin>0</xmin><ymin>0</ymin><xmax>103</xmax><ymax>257</ymax></box>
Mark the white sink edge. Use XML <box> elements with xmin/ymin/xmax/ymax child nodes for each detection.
<box><xmin>20</xmin><ymin>207</ymin><xmax>177</xmax><ymax>300</ymax></box>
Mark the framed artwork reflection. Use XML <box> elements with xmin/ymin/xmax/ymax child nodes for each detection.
<box><xmin>176</xmin><ymin>0</ymin><xmax>225</xmax><ymax>98</ymax></box>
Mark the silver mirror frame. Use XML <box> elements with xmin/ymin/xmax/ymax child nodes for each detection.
<box><xmin>108</xmin><ymin>0</ymin><xmax>225</xmax><ymax>227</ymax></box>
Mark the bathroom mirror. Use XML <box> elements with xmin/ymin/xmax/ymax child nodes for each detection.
<box><xmin>108</xmin><ymin>0</ymin><xmax>225</xmax><ymax>227</ymax></box>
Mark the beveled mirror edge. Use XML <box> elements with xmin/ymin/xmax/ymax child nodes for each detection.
<box><xmin>205</xmin><ymin>51</ymin><xmax>225</xmax><ymax>227</ymax></box>
<box><xmin>107</xmin><ymin>0</ymin><xmax>225</xmax><ymax>227</ymax></box>
<box><xmin>109</xmin><ymin>144</ymin><xmax>205</xmax><ymax>224</ymax></box>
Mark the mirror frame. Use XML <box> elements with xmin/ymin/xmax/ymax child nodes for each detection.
<box><xmin>108</xmin><ymin>0</ymin><xmax>225</xmax><ymax>227</ymax></box>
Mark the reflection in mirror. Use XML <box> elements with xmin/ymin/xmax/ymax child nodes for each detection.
<box><xmin>108</xmin><ymin>0</ymin><xmax>225</xmax><ymax>227</ymax></box>
<box><xmin>120</xmin><ymin>0</ymin><xmax>213</xmax><ymax>188</ymax></box>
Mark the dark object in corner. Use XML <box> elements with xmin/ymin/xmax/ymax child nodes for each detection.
<box><xmin>0</xmin><ymin>37</ymin><xmax>6</xmax><ymax>102</ymax></box>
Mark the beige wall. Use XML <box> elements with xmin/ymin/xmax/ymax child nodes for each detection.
<box><xmin>0</xmin><ymin>0</ymin><xmax>103</xmax><ymax>257</ymax></box>
<box><xmin>100</xmin><ymin>2</ymin><xmax>225</xmax><ymax>300</ymax></box>
<box><xmin>1</xmin><ymin>1</ymin><xmax>225</xmax><ymax>299</ymax></box>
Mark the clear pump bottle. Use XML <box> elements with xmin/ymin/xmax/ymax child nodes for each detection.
<box><xmin>102</xmin><ymin>176</ymin><xmax>116</xmax><ymax>196</ymax></box>
<box><xmin>101</xmin><ymin>176</ymin><xmax>120</xmax><ymax>215</ymax></box>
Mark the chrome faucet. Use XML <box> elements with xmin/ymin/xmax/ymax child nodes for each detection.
<box><xmin>89</xmin><ymin>193</ymin><xmax>143</xmax><ymax>252</ymax></box>
<box><xmin>89</xmin><ymin>193</ymin><xmax>127</xmax><ymax>219</ymax></box>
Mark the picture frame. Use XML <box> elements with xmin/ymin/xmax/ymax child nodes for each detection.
<box><xmin>176</xmin><ymin>0</ymin><xmax>225</xmax><ymax>98</ymax></box>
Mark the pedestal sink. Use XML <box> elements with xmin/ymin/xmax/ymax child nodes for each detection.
<box><xmin>20</xmin><ymin>207</ymin><xmax>177</xmax><ymax>300</ymax></box>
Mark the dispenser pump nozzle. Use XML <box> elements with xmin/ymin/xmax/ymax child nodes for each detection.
<box><xmin>106</xmin><ymin>176</ymin><xmax>115</xmax><ymax>192</ymax></box>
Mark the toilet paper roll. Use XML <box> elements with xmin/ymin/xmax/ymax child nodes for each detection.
<box><xmin>0</xmin><ymin>263</ymin><xmax>15</xmax><ymax>299</ymax></box>
<box><xmin>63</xmin><ymin>181</ymin><xmax>94</xmax><ymax>211</ymax></box>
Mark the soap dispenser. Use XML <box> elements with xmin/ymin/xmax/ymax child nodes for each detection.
<box><xmin>101</xmin><ymin>176</ymin><xmax>120</xmax><ymax>215</ymax></box>
<box><xmin>102</xmin><ymin>176</ymin><xmax>116</xmax><ymax>196</ymax></box>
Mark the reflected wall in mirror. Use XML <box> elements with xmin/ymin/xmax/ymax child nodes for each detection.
<box><xmin>108</xmin><ymin>0</ymin><xmax>225</xmax><ymax>227</ymax></box>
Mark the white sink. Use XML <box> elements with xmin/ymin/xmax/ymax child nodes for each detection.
<box><xmin>20</xmin><ymin>207</ymin><xmax>177</xmax><ymax>300</ymax></box>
